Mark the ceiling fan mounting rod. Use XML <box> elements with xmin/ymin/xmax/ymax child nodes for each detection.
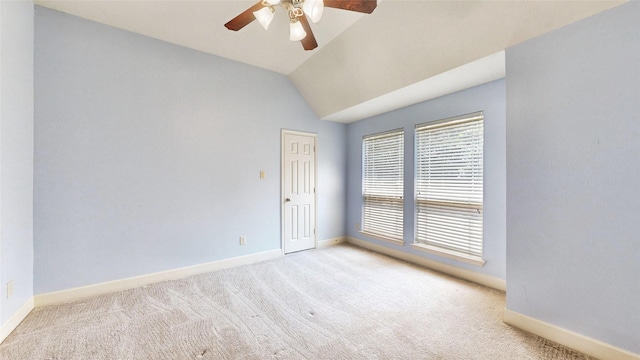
<box><xmin>280</xmin><ymin>0</ymin><xmax>305</xmax><ymax>6</ymax></box>
<box><xmin>261</xmin><ymin>0</ymin><xmax>304</xmax><ymax>9</ymax></box>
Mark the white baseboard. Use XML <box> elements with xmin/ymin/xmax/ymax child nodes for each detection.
<box><xmin>35</xmin><ymin>249</ymin><xmax>283</xmax><ymax>307</ymax></box>
<box><xmin>0</xmin><ymin>297</ymin><xmax>34</xmax><ymax>344</ymax></box>
<box><xmin>504</xmin><ymin>309</ymin><xmax>640</xmax><ymax>360</ymax></box>
<box><xmin>346</xmin><ymin>236</ymin><xmax>506</xmax><ymax>291</ymax></box>
<box><xmin>317</xmin><ymin>237</ymin><xmax>346</xmax><ymax>248</ymax></box>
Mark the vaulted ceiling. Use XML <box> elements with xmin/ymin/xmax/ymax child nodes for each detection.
<box><xmin>34</xmin><ymin>0</ymin><xmax>625</xmax><ymax>123</ymax></box>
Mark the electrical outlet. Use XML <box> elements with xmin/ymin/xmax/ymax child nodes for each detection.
<box><xmin>7</xmin><ymin>281</ymin><xmax>14</xmax><ymax>299</ymax></box>
<box><xmin>259</xmin><ymin>170</ymin><xmax>266</xmax><ymax>180</ymax></box>
<box><xmin>355</xmin><ymin>223</ymin><xmax>361</xmax><ymax>231</ymax></box>
<box><xmin>240</xmin><ymin>236</ymin><xmax>246</xmax><ymax>245</ymax></box>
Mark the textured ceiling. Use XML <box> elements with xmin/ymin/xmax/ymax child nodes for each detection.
<box><xmin>34</xmin><ymin>0</ymin><xmax>626</xmax><ymax>122</ymax></box>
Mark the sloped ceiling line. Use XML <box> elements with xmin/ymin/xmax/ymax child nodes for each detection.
<box><xmin>34</xmin><ymin>0</ymin><xmax>626</xmax><ymax>123</ymax></box>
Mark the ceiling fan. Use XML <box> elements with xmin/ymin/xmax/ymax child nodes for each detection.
<box><xmin>224</xmin><ymin>0</ymin><xmax>377</xmax><ymax>51</ymax></box>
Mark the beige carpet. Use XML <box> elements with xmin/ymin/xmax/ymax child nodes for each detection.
<box><xmin>1</xmin><ymin>244</ymin><xmax>594</xmax><ymax>359</ymax></box>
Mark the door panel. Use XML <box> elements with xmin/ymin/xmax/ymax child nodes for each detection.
<box><xmin>283</xmin><ymin>131</ymin><xmax>316</xmax><ymax>254</ymax></box>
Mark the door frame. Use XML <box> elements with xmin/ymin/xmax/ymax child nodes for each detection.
<box><xmin>281</xmin><ymin>129</ymin><xmax>318</xmax><ymax>254</ymax></box>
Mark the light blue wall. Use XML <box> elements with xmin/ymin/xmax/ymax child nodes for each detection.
<box><xmin>34</xmin><ymin>7</ymin><xmax>346</xmax><ymax>294</ymax></box>
<box><xmin>346</xmin><ymin>80</ymin><xmax>507</xmax><ymax>280</ymax></box>
<box><xmin>0</xmin><ymin>0</ymin><xmax>34</xmax><ymax>325</ymax></box>
<box><xmin>506</xmin><ymin>1</ymin><xmax>640</xmax><ymax>354</ymax></box>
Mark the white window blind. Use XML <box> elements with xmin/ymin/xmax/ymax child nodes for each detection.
<box><xmin>415</xmin><ymin>112</ymin><xmax>483</xmax><ymax>259</ymax></box>
<box><xmin>362</xmin><ymin>129</ymin><xmax>404</xmax><ymax>241</ymax></box>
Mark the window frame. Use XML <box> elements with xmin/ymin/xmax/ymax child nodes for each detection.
<box><xmin>412</xmin><ymin>112</ymin><xmax>485</xmax><ymax>266</ymax></box>
<box><xmin>361</xmin><ymin>128</ymin><xmax>405</xmax><ymax>244</ymax></box>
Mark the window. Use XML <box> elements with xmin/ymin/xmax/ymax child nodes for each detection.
<box><xmin>362</xmin><ymin>129</ymin><xmax>404</xmax><ymax>242</ymax></box>
<box><xmin>414</xmin><ymin>112</ymin><xmax>484</xmax><ymax>265</ymax></box>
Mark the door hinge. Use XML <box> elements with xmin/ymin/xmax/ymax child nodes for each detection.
<box><xmin>314</xmin><ymin>229</ymin><xmax>316</xmax><ymax>235</ymax></box>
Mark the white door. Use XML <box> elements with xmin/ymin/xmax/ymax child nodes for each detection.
<box><xmin>282</xmin><ymin>131</ymin><xmax>317</xmax><ymax>254</ymax></box>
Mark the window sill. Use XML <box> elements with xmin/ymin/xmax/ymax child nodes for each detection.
<box><xmin>411</xmin><ymin>243</ymin><xmax>486</xmax><ymax>267</ymax></box>
<box><xmin>360</xmin><ymin>231</ymin><xmax>405</xmax><ymax>246</ymax></box>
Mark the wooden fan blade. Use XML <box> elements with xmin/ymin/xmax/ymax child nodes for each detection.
<box><xmin>224</xmin><ymin>1</ymin><xmax>264</xmax><ymax>31</ymax></box>
<box><xmin>324</xmin><ymin>0</ymin><xmax>377</xmax><ymax>14</ymax></box>
<box><xmin>299</xmin><ymin>16</ymin><xmax>318</xmax><ymax>51</ymax></box>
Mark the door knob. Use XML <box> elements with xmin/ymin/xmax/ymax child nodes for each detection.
<box><xmin>285</xmin><ymin>198</ymin><xmax>291</xmax><ymax>202</ymax></box>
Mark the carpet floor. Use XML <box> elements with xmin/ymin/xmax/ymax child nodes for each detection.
<box><xmin>0</xmin><ymin>244</ymin><xmax>594</xmax><ymax>359</ymax></box>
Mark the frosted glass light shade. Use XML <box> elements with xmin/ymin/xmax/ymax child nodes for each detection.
<box><xmin>265</xmin><ymin>0</ymin><xmax>280</xmax><ymax>5</ymax></box>
<box><xmin>289</xmin><ymin>20</ymin><xmax>307</xmax><ymax>41</ymax></box>
<box><xmin>303</xmin><ymin>0</ymin><xmax>324</xmax><ymax>23</ymax></box>
<box><xmin>253</xmin><ymin>7</ymin><xmax>275</xmax><ymax>30</ymax></box>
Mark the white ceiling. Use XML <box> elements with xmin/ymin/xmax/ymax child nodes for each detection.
<box><xmin>34</xmin><ymin>0</ymin><xmax>626</xmax><ymax>123</ymax></box>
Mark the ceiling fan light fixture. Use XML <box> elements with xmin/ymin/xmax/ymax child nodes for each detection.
<box><xmin>253</xmin><ymin>6</ymin><xmax>275</xmax><ymax>30</ymax></box>
<box><xmin>289</xmin><ymin>19</ymin><xmax>307</xmax><ymax>41</ymax></box>
<box><xmin>225</xmin><ymin>0</ymin><xmax>377</xmax><ymax>51</ymax></box>
<box><xmin>303</xmin><ymin>0</ymin><xmax>324</xmax><ymax>23</ymax></box>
